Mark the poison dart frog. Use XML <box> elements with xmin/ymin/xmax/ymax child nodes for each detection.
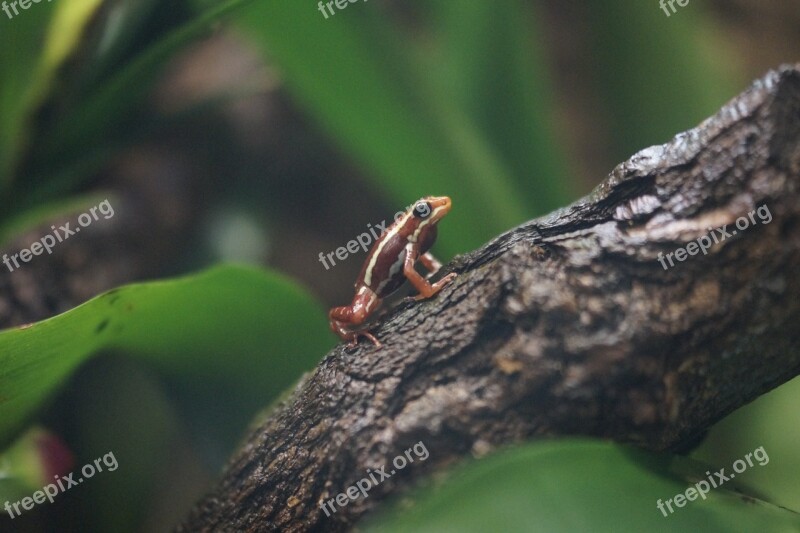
<box><xmin>329</xmin><ymin>196</ymin><xmax>457</xmax><ymax>348</ymax></box>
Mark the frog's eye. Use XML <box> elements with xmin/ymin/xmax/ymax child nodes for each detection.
<box><xmin>413</xmin><ymin>202</ymin><xmax>432</xmax><ymax>219</ymax></box>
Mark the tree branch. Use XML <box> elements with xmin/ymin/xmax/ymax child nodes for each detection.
<box><xmin>180</xmin><ymin>64</ymin><xmax>800</xmax><ymax>532</ymax></box>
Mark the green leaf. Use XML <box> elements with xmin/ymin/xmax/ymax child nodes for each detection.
<box><xmin>0</xmin><ymin>264</ymin><xmax>331</xmax><ymax>447</ymax></box>
<box><xmin>236</xmin><ymin>2</ymin><xmax>531</xmax><ymax>257</ymax></box>
<box><xmin>365</xmin><ymin>440</ymin><xmax>800</xmax><ymax>532</ymax></box>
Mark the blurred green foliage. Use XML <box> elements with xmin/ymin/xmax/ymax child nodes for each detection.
<box><xmin>0</xmin><ymin>0</ymin><xmax>795</xmax><ymax>531</ymax></box>
<box><xmin>429</xmin><ymin>0</ymin><xmax>573</xmax><ymax>213</ymax></box>
<box><xmin>0</xmin><ymin>0</ymin><xmax>254</xmax><ymax>221</ymax></box>
<box><xmin>237</xmin><ymin>3</ymin><xmax>528</xmax><ymax>256</ymax></box>
<box><xmin>694</xmin><ymin>376</ymin><xmax>800</xmax><ymax>511</ymax></box>
<box><xmin>365</xmin><ymin>440</ymin><xmax>799</xmax><ymax>532</ymax></box>
<box><xmin>585</xmin><ymin>0</ymin><xmax>741</xmax><ymax>161</ymax></box>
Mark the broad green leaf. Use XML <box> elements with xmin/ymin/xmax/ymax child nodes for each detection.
<box><xmin>0</xmin><ymin>264</ymin><xmax>331</xmax><ymax>447</ymax></box>
<box><xmin>365</xmin><ymin>440</ymin><xmax>800</xmax><ymax>532</ymax></box>
<box><xmin>236</xmin><ymin>2</ymin><xmax>530</xmax><ymax>257</ymax></box>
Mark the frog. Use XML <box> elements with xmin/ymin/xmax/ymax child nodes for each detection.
<box><xmin>329</xmin><ymin>196</ymin><xmax>457</xmax><ymax>348</ymax></box>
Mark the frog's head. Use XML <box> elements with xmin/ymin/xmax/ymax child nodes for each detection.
<box><xmin>402</xmin><ymin>196</ymin><xmax>451</xmax><ymax>244</ymax></box>
<box><xmin>411</xmin><ymin>196</ymin><xmax>451</xmax><ymax>226</ymax></box>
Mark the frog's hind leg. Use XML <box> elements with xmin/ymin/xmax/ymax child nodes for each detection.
<box><xmin>329</xmin><ymin>287</ymin><xmax>382</xmax><ymax>348</ymax></box>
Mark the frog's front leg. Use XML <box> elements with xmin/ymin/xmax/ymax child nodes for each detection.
<box><xmin>404</xmin><ymin>245</ymin><xmax>457</xmax><ymax>301</ymax></box>
<box><xmin>419</xmin><ymin>252</ymin><xmax>443</xmax><ymax>276</ymax></box>
<box><xmin>329</xmin><ymin>286</ymin><xmax>382</xmax><ymax>347</ymax></box>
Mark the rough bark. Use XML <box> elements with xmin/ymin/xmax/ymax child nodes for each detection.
<box><xmin>180</xmin><ymin>65</ymin><xmax>800</xmax><ymax>532</ymax></box>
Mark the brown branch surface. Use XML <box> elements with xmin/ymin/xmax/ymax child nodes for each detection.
<box><xmin>180</xmin><ymin>65</ymin><xmax>800</xmax><ymax>532</ymax></box>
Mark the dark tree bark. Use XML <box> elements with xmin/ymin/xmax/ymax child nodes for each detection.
<box><xmin>180</xmin><ymin>65</ymin><xmax>800</xmax><ymax>532</ymax></box>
